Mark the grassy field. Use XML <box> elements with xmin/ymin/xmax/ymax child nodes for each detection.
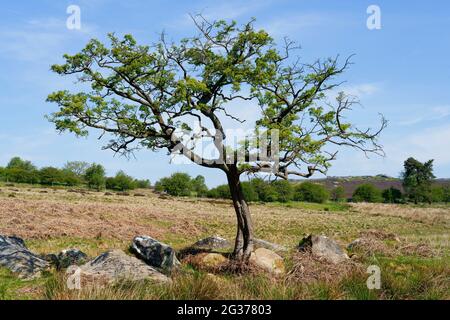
<box><xmin>0</xmin><ymin>184</ymin><xmax>449</xmax><ymax>300</ymax></box>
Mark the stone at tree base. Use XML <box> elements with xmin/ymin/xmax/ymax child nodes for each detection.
<box><xmin>0</xmin><ymin>235</ymin><xmax>49</xmax><ymax>279</ymax></box>
<box><xmin>192</xmin><ymin>236</ymin><xmax>232</xmax><ymax>250</ymax></box>
<box><xmin>249</xmin><ymin>248</ymin><xmax>285</xmax><ymax>275</ymax></box>
<box><xmin>131</xmin><ymin>236</ymin><xmax>180</xmax><ymax>273</ymax></box>
<box><xmin>69</xmin><ymin>249</ymin><xmax>170</xmax><ymax>286</ymax></box>
<box><xmin>298</xmin><ymin>234</ymin><xmax>349</xmax><ymax>264</ymax></box>
<box><xmin>200</xmin><ymin>253</ymin><xmax>228</xmax><ymax>268</ymax></box>
<box><xmin>253</xmin><ymin>238</ymin><xmax>287</xmax><ymax>253</ymax></box>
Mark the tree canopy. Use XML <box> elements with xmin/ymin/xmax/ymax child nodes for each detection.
<box><xmin>47</xmin><ymin>16</ymin><xmax>386</xmax><ymax>180</ymax></box>
<box><xmin>46</xmin><ymin>16</ymin><xmax>386</xmax><ymax>261</ymax></box>
<box><xmin>402</xmin><ymin>157</ymin><xmax>435</xmax><ymax>203</ymax></box>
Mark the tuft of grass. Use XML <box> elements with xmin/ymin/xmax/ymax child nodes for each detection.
<box><xmin>0</xmin><ymin>268</ymin><xmax>44</xmax><ymax>300</ymax></box>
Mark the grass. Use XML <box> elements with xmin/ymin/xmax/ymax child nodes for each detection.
<box><xmin>0</xmin><ymin>185</ymin><xmax>449</xmax><ymax>300</ymax></box>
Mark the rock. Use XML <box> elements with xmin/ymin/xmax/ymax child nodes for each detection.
<box><xmin>253</xmin><ymin>238</ymin><xmax>287</xmax><ymax>253</ymax></box>
<box><xmin>56</xmin><ymin>249</ymin><xmax>88</xmax><ymax>269</ymax></box>
<box><xmin>0</xmin><ymin>235</ymin><xmax>49</xmax><ymax>279</ymax></box>
<box><xmin>298</xmin><ymin>235</ymin><xmax>349</xmax><ymax>264</ymax></box>
<box><xmin>192</xmin><ymin>236</ymin><xmax>232</xmax><ymax>250</ymax></box>
<box><xmin>69</xmin><ymin>250</ymin><xmax>170</xmax><ymax>286</ymax></box>
<box><xmin>200</xmin><ymin>253</ymin><xmax>228</xmax><ymax>268</ymax></box>
<box><xmin>347</xmin><ymin>238</ymin><xmax>364</xmax><ymax>251</ymax></box>
<box><xmin>131</xmin><ymin>236</ymin><xmax>180</xmax><ymax>273</ymax></box>
<box><xmin>249</xmin><ymin>248</ymin><xmax>285</xmax><ymax>275</ymax></box>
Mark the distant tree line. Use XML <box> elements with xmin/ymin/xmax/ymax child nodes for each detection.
<box><xmin>155</xmin><ymin>157</ymin><xmax>450</xmax><ymax>204</ymax></box>
<box><xmin>0</xmin><ymin>157</ymin><xmax>150</xmax><ymax>191</ymax></box>
<box><xmin>2</xmin><ymin>156</ymin><xmax>448</xmax><ymax>204</ymax></box>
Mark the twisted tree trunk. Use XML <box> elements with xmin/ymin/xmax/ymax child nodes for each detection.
<box><xmin>226</xmin><ymin>168</ymin><xmax>254</xmax><ymax>261</ymax></box>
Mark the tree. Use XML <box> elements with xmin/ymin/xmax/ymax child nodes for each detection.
<box><xmin>250</xmin><ymin>178</ymin><xmax>278</xmax><ymax>202</ymax></box>
<box><xmin>134</xmin><ymin>179</ymin><xmax>151</xmax><ymax>189</ymax></box>
<box><xmin>7</xmin><ymin>157</ymin><xmax>36</xmax><ymax>172</ymax></box>
<box><xmin>270</xmin><ymin>180</ymin><xmax>294</xmax><ymax>202</ymax></box>
<box><xmin>352</xmin><ymin>184</ymin><xmax>382</xmax><ymax>203</ymax></box>
<box><xmin>84</xmin><ymin>163</ymin><xmax>106</xmax><ymax>191</ymax></box>
<box><xmin>331</xmin><ymin>185</ymin><xmax>346</xmax><ymax>202</ymax></box>
<box><xmin>108</xmin><ymin>170</ymin><xmax>136</xmax><ymax>191</ymax></box>
<box><xmin>155</xmin><ymin>172</ymin><xmax>192</xmax><ymax>196</ymax></box>
<box><xmin>191</xmin><ymin>175</ymin><xmax>208</xmax><ymax>197</ymax></box>
<box><xmin>207</xmin><ymin>184</ymin><xmax>231</xmax><ymax>199</ymax></box>
<box><xmin>63</xmin><ymin>161</ymin><xmax>90</xmax><ymax>177</ymax></box>
<box><xmin>293</xmin><ymin>182</ymin><xmax>329</xmax><ymax>203</ymax></box>
<box><xmin>430</xmin><ymin>186</ymin><xmax>445</xmax><ymax>203</ymax></box>
<box><xmin>39</xmin><ymin>167</ymin><xmax>64</xmax><ymax>185</ymax></box>
<box><xmin>401</xmin><ymin>157</ymin><xmax>435</xmax><ymax>204</ymax></box>
<box><xmin>46</xmin><ymin>17</ymin><xmax>385</xmax><ymax>262</ymax></box>
<box><xmin>382</xmin><ymin>187</ymin><xmax>403</xmax><ymax>203</ymax></box>
<box><xmin>240</xmin><ymin>181</ymin><xmax>259</xmax><ymax>202</ymax></box>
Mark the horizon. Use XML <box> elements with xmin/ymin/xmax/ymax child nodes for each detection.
<box><xmin>1</xmin><ymin>1</ymin><xmax>450</xmax><ymax>187</ymax></box>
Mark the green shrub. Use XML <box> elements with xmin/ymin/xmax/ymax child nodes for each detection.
<box><xmin>106</xmin><ymin>171</ymin><xmax>136</xmax><ymax>191</ymax></box>
<box><xmin>84</xmin><ymin>163</ymin><xmax>106</xmax><ymax>191</ymax></box>
<box><xmin>3</xmin><ymin>168</ymin><xmax>39</xmax><ymax>184</ymax></box>
<box><xmin>352</xmin><ymin>184</ymin><xmax>383</xmax><ymax>203</ymax></box>
<box><xmin>241</xmin><ymin>181</ymin><xmax>259</xmax><ymax>202</ymax></box>
<box><xmin>293</xmin><ymin>182</ymin><xmax>329</xmax><ymax>203</ymax></box>
<box><xmin>331</xmin><ymin>186</ymin><xmax>346</xmax><ymax>202</ymax></box>
<box><xmin>250</xmin><ymin>178</ymin><xmax>278</xmax><ymax>202</ymax></box>
<box><xmin>430</xmin><ymin>186</ymin><xmax>445</xmax><ymax>203</ymax></box>
<box><xmin>39</xmin><ymin>167</ymin><xmax>64</xmax><ymax>185</ymax></box>
<box><xmin>134</xmin><ymin>179</ymin><xmax>151</xmax><ymax>189</ymax></box>
<box><xmin>191</xmin><ymin>175</ymin><xmax>208</xmax><ymax>197</ymax></box>
<box><xmin>382</xmin><ymin>187</ymin><xmax>403</xmax><ymax>203</ymax></box>
<box><xmin>270</xmin><ymin>180</ymin><xmax>294</xmax><ymax>202</ymax></box>
<box><xmin>207</xmin><ymin>184</ymin><xmax>231</xmax><ymax>199</ymax></box>
<box><xmin>155</xmin><ymin>172</ymin><xmax>192</xmax><ymax>196</ymax></box>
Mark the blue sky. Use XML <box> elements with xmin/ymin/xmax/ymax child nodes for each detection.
<box><xmin>1</xmin><ymin>0</ymin><xmax>449</xmax><ymax>186</ymax></box>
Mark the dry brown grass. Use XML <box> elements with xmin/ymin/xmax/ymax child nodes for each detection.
<box><xmin>287</xmin><ymin>252</ymin><xmax>364</xmax><ymax>284</ymax></box>
<box><xmin>0</xmin><ymin>187</ymin><xmax>449</xmax><ymax>258</ymax></box>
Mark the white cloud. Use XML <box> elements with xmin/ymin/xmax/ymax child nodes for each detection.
<box><xmin>397</xmin><ymin>105</ymin><xmax>450</xmax><ymax>126</ymax></box>
<box><xmin>341</xmin><ymin>83</ymin><xmax>380</xmax><ymax>97</ymax></box>
<box><xmin>0</xmin><ymin>17</ymin><xmax>97</xmax><ymax>62</ymax></box>
<box><xmin>262</xmin><ymin>13</ymin><xmax>330</xmax><ymax>37</ymax></box>
<box><xmin>381</xmin><ymin>124</ymin><xmax>450</xmax><ymax>169</ymax></box>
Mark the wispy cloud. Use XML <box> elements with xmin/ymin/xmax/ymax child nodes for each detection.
<box><xmin>261</xmin><ymin>12</ymin><xmax>330</xmax><ymax>37</ymax></box>
<box><xmin>0</xmin><ymin>17</ymin><xmax>97</xmax><ymax>62</ymax></box>
<box><xmin>397</xmin><ymin>106</ymin><xmax>450</xmax><ymax>126</ymax></box>
<box><xmin>166</xmin><ymin>0</ymin><xmax>274</xmax><ymax>31</ymax></box>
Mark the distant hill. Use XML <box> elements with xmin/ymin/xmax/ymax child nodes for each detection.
<box><xmin>291</xmin><ymin>175</ymin><xmax>450</xmax><ymax>198</ymax></box>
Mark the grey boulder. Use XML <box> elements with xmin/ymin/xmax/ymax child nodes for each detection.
<box><xmin>0</xmin><ymin>235</ymin><xmax>49</xmax><ymax>279</ymax></box>
<box><xmin>192</xmin><ymin>236</ymin><xmax>232</xmax><ymax>250</ymax></box>
<box><xmin>253</xmin><ymin>238</ymin><xmax>287</xmax><ymax>254</ymax></box>
<box><xmin>298</xmin><ymin>234</ymin><xmax>349</xmax><ymax>264</ymax></box>
<box><xmin>131</xmin><ymin>236</ymin><xmax>180</xmax><ymax>273</ymax></box>
<box><xmin>68</xmin><ymin>249</ymin><xmax>170</xmax><ymax>286</ymax></box>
